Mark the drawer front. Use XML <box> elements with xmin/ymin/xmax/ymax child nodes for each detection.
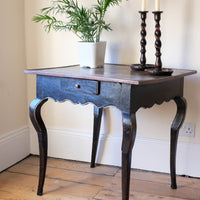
<box><xmin>60</xmin><ymin>78</ymin><xmax>100</xmax><ymax>95</ymax></box>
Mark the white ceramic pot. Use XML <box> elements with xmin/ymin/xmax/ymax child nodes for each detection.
<box><xmin>77</xmin><ymin>41</ymin><xmax>106</xmax><ymax>68</ymax></box>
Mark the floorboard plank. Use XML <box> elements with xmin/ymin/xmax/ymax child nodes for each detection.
<box><xmin>0</xmin><ymin>172</ymin><xmax>102</xmax><ymax>200</ymax></box>
<box><xmin>1</xmin><ymin>156</ymin><xmax>200</xmax><ymax>200</ymax></box>
<box><xmin>22</xmin><ymin>156</ymin><xmax>119</xmax><ymax>176</ymax></box>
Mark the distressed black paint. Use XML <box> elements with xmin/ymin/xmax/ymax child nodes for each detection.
<box><xmin>26</xmin><ymin>65</ymin><xmax>196</xmax><ymax>200</ymax></box>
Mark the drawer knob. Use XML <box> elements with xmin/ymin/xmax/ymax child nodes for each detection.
<box><xmin>75</xmin><ymin>84</ymin><xmax>80</xmax><ymax>88</ymax></box>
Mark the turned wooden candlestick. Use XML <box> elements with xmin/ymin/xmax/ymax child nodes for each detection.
<box><xmin>147</xmin><ymin>11</ymin><xmax>173</xmax><ymax>76</ymax></box>
<box><xmin>140</xmin><ymin>11</ymin><xmax>148</xmax><ymax>67</ymax></box>
<box><xmin>131</xmin><ymin>11</ymin><xmax>148</xmax><ymax>71</ymax></box>
<box><xmin>154</xmin><ymin>11</ymin><xmax>162</xmax><ymax>70</ymax></box>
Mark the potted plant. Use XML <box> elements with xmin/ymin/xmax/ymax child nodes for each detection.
<box><xmin>33</xmin><ymin>0</ymin><xmax>124</xmax><ymax>68</ymax></box>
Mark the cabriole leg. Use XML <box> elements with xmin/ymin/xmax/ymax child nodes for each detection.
<box><xmin>121</xmin><ymin>112</ymin><xmax>137</xmax><ymax>200</ymax></box>
<box><xmin>91</xmin><ymin>106</ymin><xmax>103</xmax><ymax>168</ymax></box>
<box><xmin>170</xmin><ymin>97</ymin><xmax>187</xmax><ymax>189</ymax></box>
<box><xmin>29</xmin><ymin>98</ymin><xmax>48</xmax><ymax>195</ymax></box>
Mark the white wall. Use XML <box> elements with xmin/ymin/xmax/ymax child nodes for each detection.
<box><xmin>0</xmin><ymin>0</ymin><xmax>29</xmax><ymax>171</ymax></box>
<box><xmin>25</xmin><ymin>0</ymin><xmax>200</xmax><ymax>175</ymax></box>
<box><xmin>0</xmin><ymin>0</ymin><xmax>28</xmax><ymax>134</ymax></box>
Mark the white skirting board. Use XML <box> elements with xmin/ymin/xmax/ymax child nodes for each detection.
<box><xmin>30</xmin><ymin>126</ymin><xmax>200</xmax><ymax>178</ymax></box>
<box><xmin>0</xmin><ymin>126</ymin><xmax>30</xmax><ymax>172</ymax></box>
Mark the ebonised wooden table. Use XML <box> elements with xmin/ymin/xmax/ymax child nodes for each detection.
<box><xmin>25</xmin><ymin>64</ymin><xmax>196</xmax><ymax>200</ymax></box>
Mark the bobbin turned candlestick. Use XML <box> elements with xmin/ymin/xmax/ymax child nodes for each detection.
<box><xmin>154</xmin><ymin>11</ymin><xmax>162</xmax><ymax>70</ymax></box>
<box><xmin>131</xmin><ymin>11</ymin><xmax>152</xmax><ymax>71</ymax></box>
<box><xmin>147</xmin><ymin>11</ymin><xmax>173</xmax><ymax>76</ymax></box>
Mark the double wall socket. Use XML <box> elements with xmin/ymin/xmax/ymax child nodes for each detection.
<box><xmin>179</xmin><ymin>123</ymin><xmax>195</xmax><ymax>137</ymax></box>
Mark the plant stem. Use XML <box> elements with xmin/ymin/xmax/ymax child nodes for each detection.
<box><xmin>96</xmin><ymin>10</ymin><xmax>105</xmax><ymax>42</ymax></box>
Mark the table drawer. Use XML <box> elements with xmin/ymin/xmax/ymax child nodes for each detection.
<box><xmin>60</xmin><ymin>78</ymin><xmax>100</xmax><ymax>95</ymax></box>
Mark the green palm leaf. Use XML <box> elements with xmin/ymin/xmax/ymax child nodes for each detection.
<box><xmin>32</xmin><ymin>0</ymin><xmax>125</xmax><ymax>42</ymax></box>
<box><xmin>103</xmin><ymin>0</ymin><xmax>122</xmax><ymax>12</ymax></box>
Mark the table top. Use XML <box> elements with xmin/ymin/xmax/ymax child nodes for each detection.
<box><xmin>24</xmin><ymin>64</ymin><xmax>197</xmax><ymax>85</ymax></box>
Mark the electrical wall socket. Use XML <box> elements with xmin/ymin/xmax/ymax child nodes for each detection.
<box><xmin>179</xmin><ymin>123</ymin><xmax>195</xmax><ymax>137</ymax></box>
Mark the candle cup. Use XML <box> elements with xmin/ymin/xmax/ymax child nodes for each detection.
<box><xmin>146</xmin><ymin>11</ymin><xmax>173</xmax><ymax>76</ymax></box>
<box><xmin>131</xmin><ymin>11</ymin><xmax>153</xmax><ymax>71</ymax></box>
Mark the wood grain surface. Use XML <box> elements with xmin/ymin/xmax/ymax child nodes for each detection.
<box><xmin>1</xmin><ymin>155</ymin><xmax>200</xmax><ymax>200</ymax></box>
<box><xmin>24</xmin><ymin>64</ymin><xmax>197</xmax><ymax>85</ymax></box>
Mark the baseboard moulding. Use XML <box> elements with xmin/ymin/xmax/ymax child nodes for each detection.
<box><xmin>29</xmin><ymin>126</ymin><xmax>200</xmax><ymax>178</ymax></box>
<box><xmin>0</xmin><ymin>126</ymin><xmax>30</xmax><ymax>172</ymax></box>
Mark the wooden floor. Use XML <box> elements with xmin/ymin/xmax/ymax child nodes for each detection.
<box><xmin>0</xmin><ymin>156</ymin><xmax>200</xmax><ymax>200</ymax></box>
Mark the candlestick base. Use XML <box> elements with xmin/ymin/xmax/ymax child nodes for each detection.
<box><xmin>130</xmin><ymin>64</ymin><xmax>145</xmax><ymax>71</ymax></box>
<box><xmin>130</xmin><ymin>64</ymin><xmax>154</xmax><ymax>71</ymax></box>
<box><xmin>146</xmin><ymin>68</ymin><xmax>173</xmax><ymax>76</ymax></box>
